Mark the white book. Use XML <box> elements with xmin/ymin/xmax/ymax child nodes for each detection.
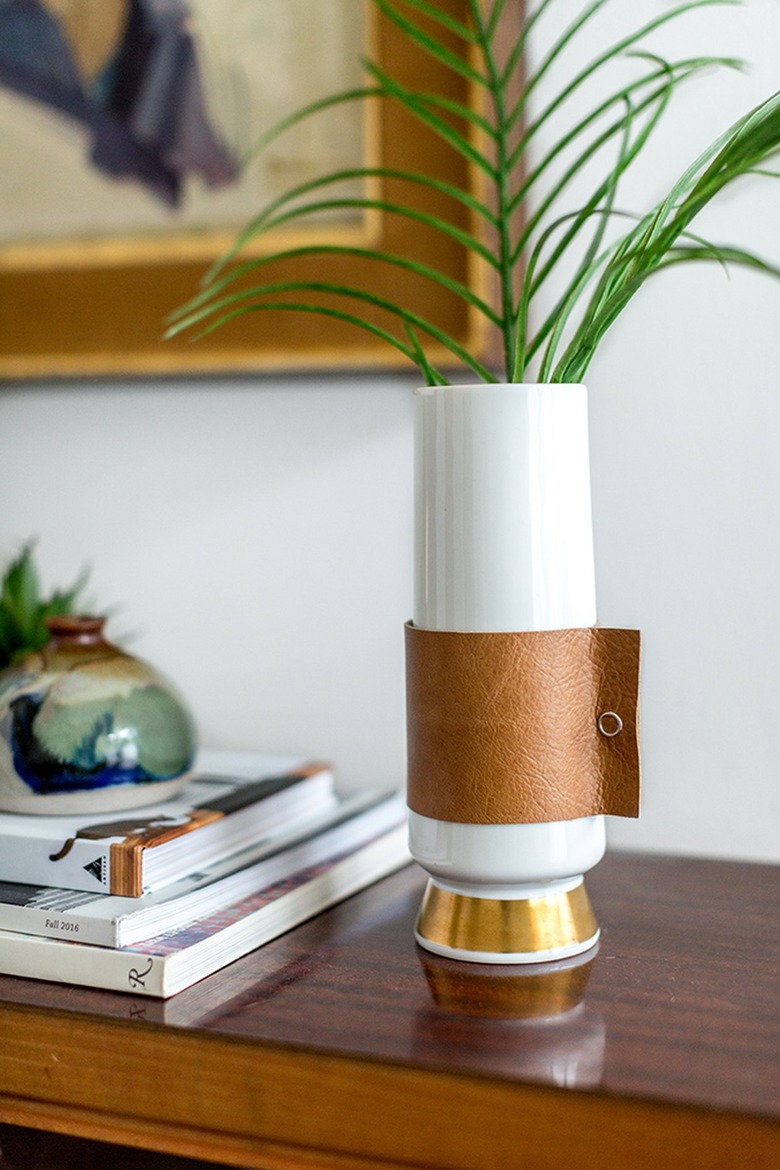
<box><xmin>0</xmin><ymin>790</ymin><xmax>403</xmax><ymax>947</ymax></box>
<box><xmin>0</xmin><ymin>748</ymin><xmax>335</xmax><ymax>897</ymax></box>
<box><xmin>0</xmin><ymin>817</ymin><xmax>410</xmax><ymax>999</ymax></box>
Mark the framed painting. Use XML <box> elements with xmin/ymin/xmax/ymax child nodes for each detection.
<box><xmin>0</xmin><ymin>0</ymin><xmax>487</xmax><ymax>380</ymax></box>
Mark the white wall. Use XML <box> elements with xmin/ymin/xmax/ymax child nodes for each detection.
<box><xmin>0</xmin><ymin>376</ymin><xmax>416</xmax><ymax>796</ymax></box>
<box><xmin>1</xmin><ymin>1</ymin><xmax>779</xmax><ymax>863</ymax></box>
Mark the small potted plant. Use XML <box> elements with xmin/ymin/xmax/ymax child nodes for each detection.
<box><xmin>0</xmin><ymin>546</ymin><xmax>196</xmax><ymax>815</ymax></box>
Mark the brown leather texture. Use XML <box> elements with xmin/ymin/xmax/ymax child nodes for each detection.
<box><xmin>405</xmin><ymin>624</ymin><xmax>641</xmax><ymax>824</ymax></box>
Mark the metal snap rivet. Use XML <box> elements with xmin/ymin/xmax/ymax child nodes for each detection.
<box><xmin>598</xmin><ymin>711</ymin><xmax>623</xmax><ymax>737</ymax></box>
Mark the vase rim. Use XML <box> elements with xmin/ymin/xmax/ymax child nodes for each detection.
<box><xmin>415</xmin><ymin>381</ymin><xmax>586</xmax><ymax>394</ymax></box>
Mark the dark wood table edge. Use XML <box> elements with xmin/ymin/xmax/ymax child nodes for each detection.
<box><xmin>1</xmin><ymin>996</ymin><xmax>778</xmax><ymax>1170</ymax></box>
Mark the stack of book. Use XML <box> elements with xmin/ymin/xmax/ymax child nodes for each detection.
<box><xmin>0</xmin><ymin>749</ymin><xmax>409</xmax><ymax>998</ymax></box>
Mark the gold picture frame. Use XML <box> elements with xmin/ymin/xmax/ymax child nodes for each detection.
<box><xmin>0</xmin><ymin>0</ymin><xmax>485</xmax><ymax>381</ymax></box>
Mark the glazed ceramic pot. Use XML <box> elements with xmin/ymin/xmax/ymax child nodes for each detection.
<box><xmin>0</xmin><ymin>616</ymin><xmax>196</xmax><ymax>814</ymax></box>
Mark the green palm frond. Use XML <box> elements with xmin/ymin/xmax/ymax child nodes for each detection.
<box><xmin>168</xmin><ymin>0</ymin><xmax>780</xmax><ymax>385</ymax></box>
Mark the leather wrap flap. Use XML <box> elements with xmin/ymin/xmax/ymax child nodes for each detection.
<box><xmin>405</xmin><ymin>624</ymin><xmax>641</xmax><ymax>824</ymax></box>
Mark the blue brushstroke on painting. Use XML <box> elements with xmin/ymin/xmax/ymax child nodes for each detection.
<box><xmin>0</xmin><ymin>0</ymin><xmax>237</xmax><ymax>206</ymax></box>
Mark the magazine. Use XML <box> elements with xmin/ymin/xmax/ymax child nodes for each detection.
<box><xmin>0</xmin><ymin>748</ymin><xmax>335</xmax><ymax>896</ymax></box>
<box><xmin>0</xmin><ymin>819</ymin><xmax>409</xmax><ymax>998</ymax></box>
<box><xmin>0</xmin><ymin>790</ymin><xmax>402</xmax><ymax>946</ymax></box>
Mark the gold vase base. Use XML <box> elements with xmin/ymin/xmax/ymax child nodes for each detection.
<box><xmin>414</xmin><ymin>878</ymin><xmax>600</xmax><ymax>965</ymax></box>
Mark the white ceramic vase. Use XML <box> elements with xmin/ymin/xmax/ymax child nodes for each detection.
<box><xmin>408</xmin><ymin>382</ymin><xmax>605</xmax><ymax>963</ymax></box>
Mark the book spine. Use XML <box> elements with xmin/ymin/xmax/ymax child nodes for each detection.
<box><xmin>0</xmin><ymin>901</ymin><xmax>114</xmax><ymax>947</ymax></box>
<box><xmin>0</xmin><ymin>931</ymin><xmax>168</xmax><ymax>996</ymax></box>
<box><xmin>0</xmin><ymin>835</ymin><xmax>112</xmax><ymax>894</ymax></box>
<box><xmin>110</xmin><ymin>810</ymin><xmax>224</xmax><ymax>897</ymax></box>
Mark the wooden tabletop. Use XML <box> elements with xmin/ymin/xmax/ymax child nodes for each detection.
<box><xmin>0</xmin><ymin>851</ymin><xmax>778</xmax><ymax>1170</ymax></box>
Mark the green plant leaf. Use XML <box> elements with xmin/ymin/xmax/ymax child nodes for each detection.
<box><xmin>364</xmin><ymin>61</ymin><xmax>497</xmax><ymax>177</ymax></box>
<box><xmin>169</xmin><ymin>0</ymin><xmax>780</xmax><ymax>385</ymax></box>
<box><xmin>0</xmin><ymin>545</ymin><xmax>92</xmax><ymax>670</ymax></box>
<box><xmin>175</xmin><ymin>278</ymin><xmax>497</xmax><ymax>383</ymax></box>
<box><xmin>192</xmin><ymin>166</ymin><xmax>499</xmax><ymax>293</ymax></box>
<box><xmin>371</xmin><ymin>0</ymin><xmax>482</xmax><ymax>85</ymax></box>
<box><xmin>552</xmin><ymin>90</ymin><xmax>780</xmax><ymax>380</ymax></box>
<box><xmin>169</xmin><ymin>243</ymin><xmax>500</xmax><ymax>337</ymax></box>
<box><xmin>405</xmin><ymin>323</ymin><xmax>446</xmax><ymax>385</ymax></box>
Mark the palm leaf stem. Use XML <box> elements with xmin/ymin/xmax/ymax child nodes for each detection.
<box><xmin>196</xmin><ymin>166</ymin><xmax>499</xmax><ymax>288</ymax></box>
<box><xmin>521</xmin><ymin>208</ymin><xmax>641</xmax><ymax>372</ymax></box>
<box><xmin>508</xmin><ymin>54</ymin><xmax>741</xmax><ymax>220</ymax></box>
<box><xmin>379</xmin><ymin>0</ymin><xmax>476</xmax><ymax>41</ymax></box>
<box><xmin>485</xmin><ymin>0</ymin><xmax>510</xmax><ymax>42</ymax></box>
<box><xmin>509</xmin><ymin>0</ymin><xmax>615</xmax><ymax>131</ymax></box>
<box><xmin>519</xmin><ymin>58</ymin><xmax>683</xmax><ymax>312</ymax></box>
<box><xmin>239</xmin><ymin>86</ymin><xmax>378</xmax><ymax>168</ymax></box>
<box><xmin>515</xmin><ymin>89</ymin><xmax>638</xmax><ymax>381</ymax></box>
<box><xmin>536</xmin><ymin>91</ymin><xmax>780</xmax><ymax>379</ymax></box>
<box><xmin>364</xmin><ymin>60</ymin><xmax>497</xmax><ymax>177</ymax></box>
<box><xmin>622</xmin><ymin>95</ymin><xmax>780</xmax><ymax>285</ymax></box>
<box><xmin>170</xmin><ymin>0</ymin><xmax>778</xmax><ymax>388</ymax></box>
<box><xmin>511</xmin><ymin>61</ymin><xmax>681</xmax><ymax>282</ymax></box>
<box><xmin>372</xmin><ymin>85</ymin><xmax>497</xmax><ymax>140</ymax></box>
<box><xmin>209</xmin><ymin>194</ymin><xmax>499</xmax><ymax>279</ymax></box>
<box><xmin>175</xmin><ymin>280</ymin><xmax>497</xmax><ymax>383</ymax></box>
<box><xmin>371</xmin><ymin>0</ymin><xmax>482</xmax><ymax>85</ymax></box>
<box><xmin>468</xmin><ymin>0</ymin><xmax>521</xmax><ymax>376</ymax></box>
<box><xmin>538</xmin><ymin>234</ymin><xmax>639</xmax><ymax>381</ymax></box>
<box><xmin>168</xmin><ymin>244</ymin><xmax>501</xmax><ymax>333</ymax></box>
<box><xmin>610</xmin><ymin>95</ymin><xmax>770</xmax><ymax>270</ymax></box>
<box><xmin>405</xmin><ymin>323</ymin><xmax>447</xmax><ymax>385</ymax></box>
<box><xmin>498</xmin><ymin>0</ymin><xmax>559</xmax><ymax>92</ymax></box>
<box><xmin>652</xmin><ymin>244</ymin><xmax>780</xmax><ymax>279</ymax></box>
<box><xmin>551</xmin><ymin>97</ymin><xmax>780</xmax><ymax>380</ymax></box>
<box><xmin>521</xmin><ymin>211</ymin><xmax>743</xmax><ymax>370</ymax></box>
<box><xmin>508</xmin><ymin>0</ymin><xmax>739</xmax><ymax>148</ymax></box>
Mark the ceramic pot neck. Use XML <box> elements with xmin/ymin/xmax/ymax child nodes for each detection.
<box><xmin>44</xmin><ymin>614</ymin><xmax>108</xmax><ymax>649</ymax></box>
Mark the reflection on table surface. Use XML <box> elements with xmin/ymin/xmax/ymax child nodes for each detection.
<box><xmin>0</xmin><ymin>853</ymin><xmax>778</xmax><ymax>1120</ymax></box>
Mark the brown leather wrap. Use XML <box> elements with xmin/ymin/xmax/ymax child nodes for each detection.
<box><xmin>405</xmin><ymin>624</ymin><xmax>641</xmax><ymax>824</ymax></box>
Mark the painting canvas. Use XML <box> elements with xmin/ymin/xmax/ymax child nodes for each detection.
<box><xmin>0</xmin><ymin>0</ymin><xmax>482</xmax><ymax>379</ymax></box>
<box><xmin>0</xmin><ymin>0</ymin><xmax>366</xmax><ymax>264</ymax></box>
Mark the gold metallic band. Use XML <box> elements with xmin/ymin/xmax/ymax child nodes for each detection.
<box><xmin>415</xmin><ymin>879</ymin><xmax>599</xmax><ymax>962</ymax></box>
